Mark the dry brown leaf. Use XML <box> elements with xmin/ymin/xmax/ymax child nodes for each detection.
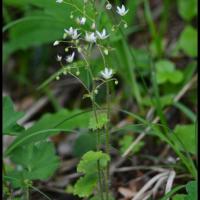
<box><xmin>118</xmin><ymin>187</ymin><xmax>134</xmax><ymax>198</ymax></box>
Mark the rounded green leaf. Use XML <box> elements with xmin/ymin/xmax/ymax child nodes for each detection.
<box><xmin>168</xmin><ymin>70</ymin><xmax>183</xmax><ymax>84</ymax></box>
<box><xmin>173</xmin><ymin>124</ymin><xmax>196</xmax><ymax>154</ymax></box>
<box><xmin>155</xmin><ymin>60</ymin><xmax>183</xmax><ymax>84</ymax></box>
<box><xmin>177</xmin><ymin>0</ymin><xmax>197</xmax><ymax>21</ymax></box>
<box><xmin>179</xmin><ymin>26</ymin><xmax>197</xmax><ymax>57</ymax></box>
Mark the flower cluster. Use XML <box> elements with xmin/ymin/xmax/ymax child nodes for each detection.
<box><xmin>53</xmin><ymin>1</ymin><xmax>126</xmax><ymax>84</ymax></box>
<box><xmin>56</xmin><ymin>0</ymin><xmax>129</xmax><ymax>17</ymax></box>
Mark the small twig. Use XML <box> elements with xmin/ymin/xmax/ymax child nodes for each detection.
<box><xmin>152</xmin><ymin>175</ymin><xmax>168</xmax><ymax>198</ymax></box>
<box><xmin>165</xmin><ymin>170</ymin><xmax>176</xmax><ymax>200</ymax></box>
<box><xmin>113</xmin><ymin>166</ymin><xmax>167</xmax><ymax>173</ymax></box>
<box><xmin>143</xmin><ymin>191</ymin><xmax>153</xmax><ymax>200</ymax></box>
<box><xmin>129</xmin><ymin>171</ymin><xmax>154</xmax><ymax>184</ymax></box>
<box><xmin>30</xmin><ymin>185</ymin><xmax>52</xmax><ymax>200</ymax></box>
<box><xmin>132</xmin><ymin>171</ymin><xmax>169</xmax><ymax>200</ymax></box>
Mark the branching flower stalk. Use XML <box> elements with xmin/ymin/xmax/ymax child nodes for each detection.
<box><xmin>54</xmin><ymin>1</ymin><xmax>129</xmax><ymax>199</ymax></box>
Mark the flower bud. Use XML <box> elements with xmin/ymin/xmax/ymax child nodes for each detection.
<box><xmin>78</xmin><ymin>47</ymin><xmax>82</xmax><ymax>52</ymax></box>
<box><xmin>63</xmin><ymin>68</ymin><xmax>67</xmax><ymax>75</ymax></box>
<box><xmin>91</xmin><ymin>22</ymin><xmax>96</xmax><ymax>30</ymax></box>
<box><xmin>53</xmin><ymin>40</ymin><xmax>59</xmax><ymax>46</ymax></box>
<box><xmin>70</xmin><ymin>13</ymin><xmax>74</xmax><ymax>19</ymax></box>
<box><xmin>63</xmin><ymin>33</ymin><xmax>67</xmax><ymax>39</ymax></box>
<box><xmin>104</xmin><ymin>49</ymin><xmax>109</xmax><ymax>55</ymax></box>
<box><xmin>124</xmin><ymin>23</ymin><xmax>128</xmax><ymax>28</ymax></box>
<box><xmin>106</xmin><ymin>3</ymin><xmax>112</xmax><ymax>10</ymax></box>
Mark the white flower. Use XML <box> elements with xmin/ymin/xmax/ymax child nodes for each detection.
<box><xmin>56</xmin><ymin>0</ymin><xmax>63</xmax><ymax>3</ymax></box>
<box><xmin>96</xmin><ymin>29</ymin><xmax>109</xmax><ymax>40</ymax></box>
<box><xmin>116</xmin><ymin>5</ymin><xmax>129</xmax><ymax>16</ymax></box>
<box><xmin>78</xmin><ymin>17</ymin><xmax>86</xmax><ymax>25</ymax></box>
<box><xmin>85</xmin><ymin>32</ymin><xmax>96</xmax><ymax>43</ymax></box>
<box><xmin>64</xmin><ymin>27</ymin><xmax>74</xmax><ymax>36</ymax></box>
<box><xmin>57</xmin><ymin>55</ymin><xmax>62</xmax><ymax>61</ymax></box>
<box><xmin>53</xmin><ymin>40</ymin><xmax>59</xmax><ymax>46</ymax></box>
<box><xmin>101</xmin><ymin>68</ymin><xmax>113</xmax><ymax>79</ymax></box>
<box><xmin>66</xmin><ymin>52</ymin><xmax>75</xmax><ymax>63</ymax></box>
<box><xmin>106</xmin><ymin>3</ymin><xmax>112</xmax><ymax>10</ymax></box>
<box><xmin>71</xmin><ymin>29</ymin><xmax>81</xmax><ymax>39</ymax></box>
<box><xmin>64</xmin><ymin>27</ymin><xmax>81</xmax><ymax>39</ymax></box>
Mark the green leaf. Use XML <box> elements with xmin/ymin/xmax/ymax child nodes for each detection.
<box><xmin>4</xmin><ymin>172</ymin><xmax>28</xmax><ymax>189</ymax></box>
<box><xmin>77</xmin><ymin>151</ymin><xmax>110</xmax><ymax>174</ymax></box>
<box><xmin>3</xmin><ymin>0</ymin><xmax>87</xmax><ymax>62</ymax></box>
<box><xmin>74</xmin><ymin>173</ymin><xmax>98</xmax><ymax>198</ymax></box>
<box><xmin>73</xmin><ymin>132</ymin><xmax>97</xmax><ymax>157</ymax></box>
<box><xmin>6</xmin><ymin>141</ymin><xmax>59</xmax><ymax>188</ymax></box>
<box><xmin>132</xmin><ymin>48</ymin><xmax>150</xmax><ymax>70</ymax></box>
<box><xmin>10</xmin><ymin>141</ymin><xmax>59</xmax><ymax>181</ymax></box>
<box><xmin>5</xmin><ymin>109</ymin><xmax>91</xmax><ymax>155</ymax></box>
<box><xmin>177</xmin><ymin>0</ymin><xmax>197</xmax><ymax>21</ymax></box>
<box><xmin>3</xmin><ymin>96</ymin><xmax>24</xmax><ymax>135</ymax></box>
<box><xmin>171</xmin><ymin>181</ymin><xmax>197</xmax><ymax>200</ymax></box>
<box><xmin>182</xmin><ymin>62</ymin><xmax>197</xmax><ymax>84</ymax></box>
<box><xmin>142</xmin><ymin>94</ymin><xmax>174</xmax><ymax>108</ymax></box>
<box><xmin>172</xmin><ymin>194</ymin><xmax>186</xmax><ymax>200</ymax></box>
<box><xmin>173</xmin><ymin>124</ymin><xmax>196</xmax><ymax>154</ymax></box>
<box><xmin>74</xmin><ymin>151</ymin><xmax>110</xmax><ymax>198</ymax></box>
<box><xmin>179</xmin><ymin>26</ymin><xmax>197</xmax><ymax>57</ymax></box>
<box><xmin>155</xmin><ymin>60</ymin><xmax>183</xmax><ymax>84</ymax></box>
<box><xmin>173</xmin><ymin>102</ymin><xmax>196</xmax><ymax>123</ymax></box>
<box><xmin>185</xmin><ymin>181</ymin><xmax>197</xmax><ymax>200</ymax></box>
<box><xmin>125</xmin><ymin>0</ymin><xmax>141</xmax><ymax>25</ymax></box>
<box><xmin>89</xmin><ymin>112</ymin><xmax>108</xmax><ymax>130</ymax></box>
<box><xmin>160</xmin><ymin>185</ymin><xmax>186</xmax><ymax>200</ymax></box>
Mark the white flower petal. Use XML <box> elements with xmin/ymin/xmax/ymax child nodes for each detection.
<box><xmin>56</xmin><ymin>0</ymin><xmax>63</xmax><ymax>3</ymax></box>
<box><xmin>53</xmin><ymin>41</ymin><xmax>59</xmax><ymax>46</ymax></box>
<box><xmin>101</xmin><ymin>68</ymin><xmax>113</xmax><ymax>79</ymax></box>
<box><xmin>96</xmin><ymin>29</ymin><xmax>109</xmax><ymax>40</ymax></box>
<box><xmin>57</xmin><ymin>55</ymin><xmax>62</xmax><ymax>61</ymax></box>
<box><xmin>106</xmin><ymin>3</ymin><xmax>112</xmax><ymax>10</ymax></box>
<box><xmin>116</xmin><ymin>4</ymin><xmax>129</xmax><ymax>16</ymax></box>
<box><xmin>66</xmin><ymin>52</ymin><xmax>75</xmax><ymax>63</ymax></box>
<box><xmin>85</xmin><ymin>32</ymin><xmax>96</xmax><ymax>43</ymax></box>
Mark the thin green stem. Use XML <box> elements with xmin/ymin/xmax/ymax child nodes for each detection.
<box><xmin>68</xmin><ymin>72</ymin><xmax>90</xmax><ymax>94</ymax></box>
<box><xmin>23</xmin><ymin>187</ymin><xmax>29</xmax><ymax>200</ymax></box>
<box><xmin>29</xmin><ymin>185</ymin><xmax>52</xmax><ymax>200</ymax></box>
<box><xmin>85</xmin><ymin>43</ymin><xmax>105</xmax><ymax>200</ymax></box>
<box><xmin>63</xmin><ymin>1</ymin><xmax>93</xmax><ymax>22</ymax></box>
<box><xmin>105</xmin><ymin>81</ymin><xmax>111</xmax><ymax>200</ymax></box>
<box><xmin>3</xmin><ymin>162</ymin><xmax>14</xmax><ymax>200</ymax></box>
<box><xmin>144</xmin><ymin>0</ymin><xmax>163</xmax><ymax>57</ymax></box>
<box><xmin>97</xmin><ymin>44</ymin><xmax>106</xmax><ymax>67</ymax></box>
